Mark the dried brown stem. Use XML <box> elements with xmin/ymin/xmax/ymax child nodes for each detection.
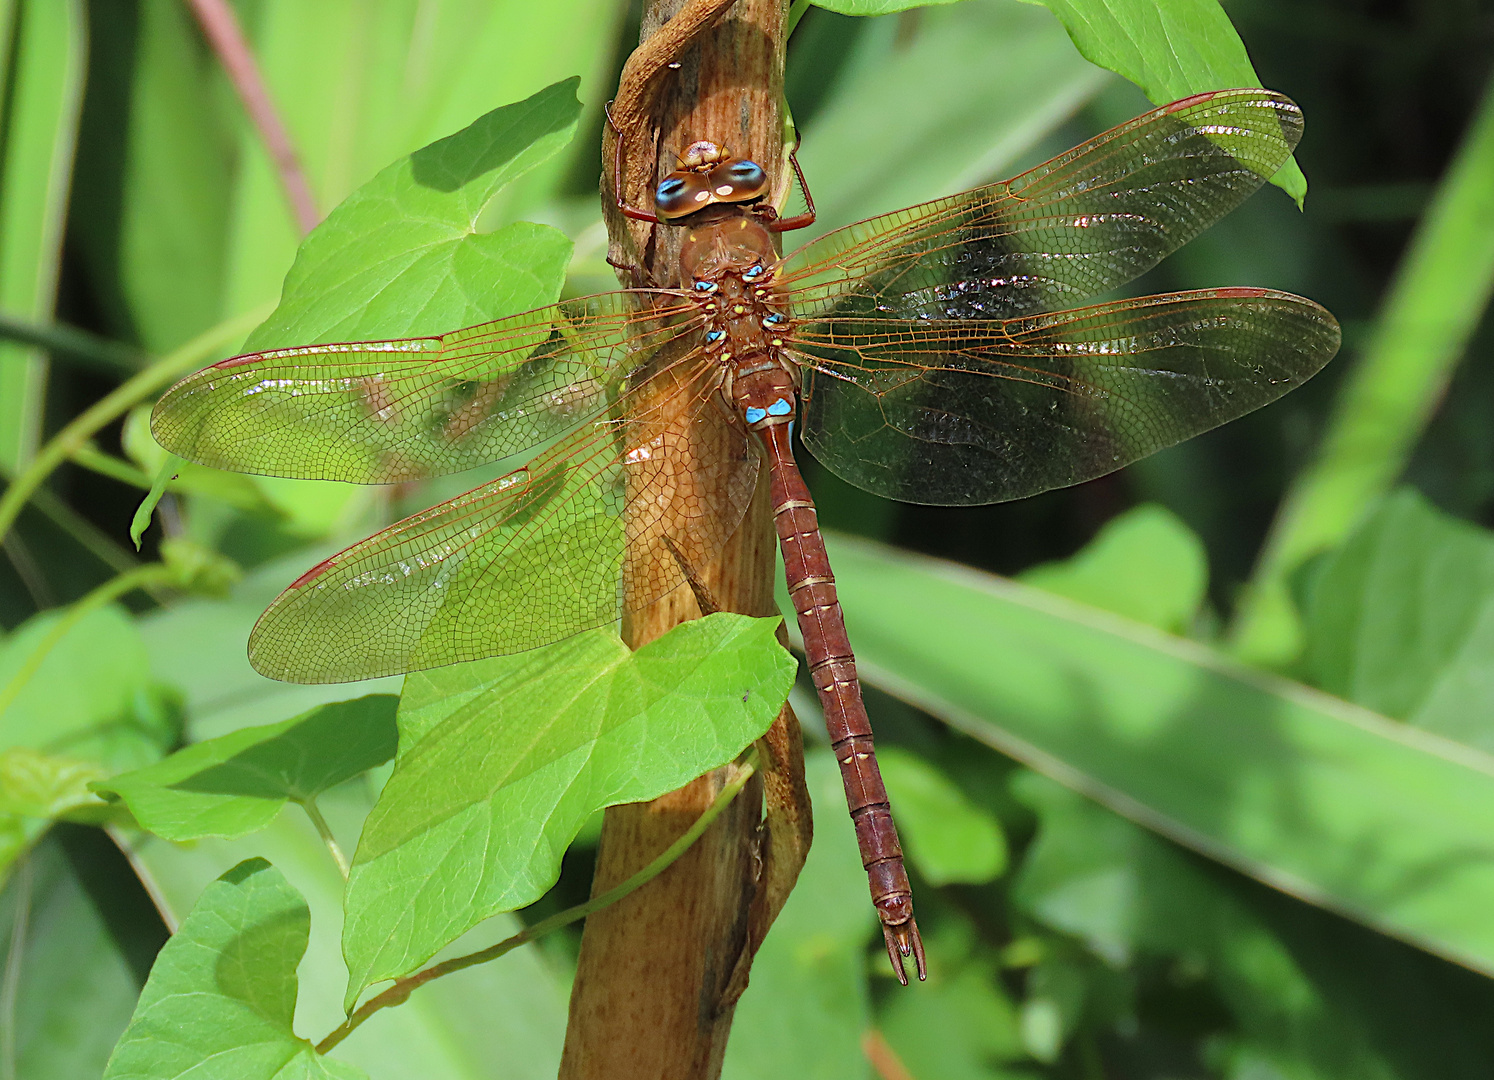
<box><xmin>560</xmin><ymin>3</ymin><xmax>810</xmax><ymax>1078</ymax></box>
<box><xmin>185</xmin><ymin>0</ymin><xmax>319</xmax><ymax>235</ymax></box>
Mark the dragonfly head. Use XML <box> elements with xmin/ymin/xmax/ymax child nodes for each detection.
<box><xmin>655</xmin><ymin>143</ymin><xmax>770</xmax><ymax>222</ymax></box>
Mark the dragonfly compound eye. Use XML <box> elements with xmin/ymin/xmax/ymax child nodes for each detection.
<box><xmin>706</xmin><ymin>158</ymin><xmax>768</xmax><ymax>202</ymax></box>
<box><xmin>655</xmin><ymin>172</ymin><xmax>712</xmax><ymax>219</ymax></box>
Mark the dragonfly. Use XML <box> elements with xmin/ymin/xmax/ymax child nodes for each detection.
<box><xmin>152</xmin><ymin>88</ymin><xmax>1340</xmax><ymax>985</ymax></box>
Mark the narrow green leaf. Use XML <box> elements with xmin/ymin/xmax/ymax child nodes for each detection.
<box><xmin>879</xmin><ymin>746</ymin><xmax>1007</xmax><ymax>886</ymax></box>
<box><xmin>342</xmin><ymin>614</ymin><xmax>793</xmax><ymax>1006</ymax></box>
<box><xmin>96</xmin><ymin>696</ymin><xmax>398</xmax><ymax>842</ymax></box>
<box><xmin>128</xmin><ymin>456</ymin><xmax>177</xmax><ymax>549</ymax></box>
<box><xmin>1233</xmin><ymin>79</ymin><xmax>1494</xmax><ymax>664</ymax></box>
<box><xmin>1018</xmin><ymin>0</ymin><xmax>1306</xmax><ymax>202</ymax></box>
<box><xmin>243</xmin><ymin>78</ymin><xmax>582</xmax><ymax>351</ymax></box>
<box><xmin>824</xmin><ymin>533</ymin><xmax>1494</xmax><ymax>979</ymax></box>
<box><xmin>0</xmin><ymin>0</ymin><xmax>85</xmax><ymax>469</ymax></box>
<box><xmin>1019</xmin><ymin>504</ymin><xmax>1208</xmax><ymax>633</ymax></box>
<box><xmin>722</xmin><ymin>749</ymin><xmax>874</xmax><ymax>1080</ymax></box>
<box><xmin>103</xmin><ymin>858</ymin><xmax>365</xmax><ymax>1080</ymax></box>
<box><xmin>1301</xmin><ymin>490</ymin><xmax>1494</xmax><ymax>753</ymax></box>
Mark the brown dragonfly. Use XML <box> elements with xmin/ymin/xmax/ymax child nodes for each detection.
<box><xmin>152</xmin><ymin>89</ymin><xmax>1340</xmax><ymax>984</ymax></box>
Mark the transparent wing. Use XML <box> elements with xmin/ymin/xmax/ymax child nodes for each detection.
<box><xmin>246</xmin><ymin>362</ymin><xmax>758</xmax><ymax>683</ymax></box>
<box><xmin>791</xmin><ymin>289</ymin><xmax>1340</xmax><ymax>505</ymax></box>
<box><xmin>777</xmin><ymin>89</ymin><xmax>1302</xmax><ymax>323</ymax></box>
<box><xmin>152</xmin><ymin>291</ymin><xmax>700</xmax><ymax>483</ymax></box>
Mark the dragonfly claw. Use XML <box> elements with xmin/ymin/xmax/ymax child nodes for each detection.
<box><xmin>882</xmin><ymin>918</ymin><xmax>927</xmax><ymax>986</ymax></box>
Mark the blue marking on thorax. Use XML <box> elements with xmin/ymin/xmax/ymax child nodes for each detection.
<box><xmin>744</xmin><ymin>406</ymin><xmax>767</xmax><ymax>424</ymax></box>
<box><xmin>767</xmin><ymin>397</ymin><xmax>792</xmax><ymax>416</ymax></box>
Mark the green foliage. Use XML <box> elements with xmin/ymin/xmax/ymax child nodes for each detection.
<box><xmin>343</xmin><ymin>615</ymin><xmax>792</xmax><ymax>1005</ymax></box>
<box><xmin>4</xmin><ymin>0</ymin><xmax>1494</xmax><ymax>1077</ymax></box>
<box><xmin>1018</xmin><ymin>0</ymin><xmax>1307</xmax><ymax>200</ymax></box>
<box><xmin>1019</xmin><ymin>503</ymin><xmax>1208</xmax><ymax>633</ymax></box>
<box><xmin>243</xmin><ymin>80</ymin><xmax>581</xmax><ymax>352</ymax></box>
<box><xmin>103</xmin><ymin>858</ymin><xmax>365</xmax><ymax>1080</ymax></box>
<box><xmin>826</xmin><ymin>532</ymin><xmax>1494</xmax><ymax>979</ymax></box>
<box><xmin>97</xmin><ymin>696</ymin><xmax>399</xmax><ymax>841</ymax></box>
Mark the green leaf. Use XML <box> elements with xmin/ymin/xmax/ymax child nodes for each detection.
<box><xmin>243</xmin><ymin>78</ymin><xmax>582</xmax><ymax>352</ymax></box>
<box><xmin>879</xmin><ymin>746</ymin><xmax>1007</xmax><ymax>886</ymax></box>
<box><xmin>1019</xmin><ymin>504</ymin><xmax>1208</xmax><ymax>633</ymax></box>
<box><xmin>822</xmin><ymin>533</ymin><xmax>1494</xmax><ymax>979</ymax></box>
<box><xmin>1</xmin><ymin>836</ymin><xmax>146</xmax><ymax>1079</ymax></box>
<box><xmin>0</xmin><ymin>0</ymin><xmax>85</xmax><ymax>470</ymax></box>
<box><xmin>800</xmin><ymin>0</ymin><xmax>1107</xmax><ymax>234</ymax></box>
<box><xmin>0</xmin><ymin>604</ymin><xmax>173</xmax><ymax>770</ymax></box>
<box><xmin>121</xmin><ymin>783</ymin><xmax>569</xmax><ymax>1079</ymax></box>
<box><xmin>1019</xmin><ymin>0</ymin><xmax>1305</xmax><ymax>202</ymax></box>
<box><xmin>219</xmin><ymin>0</ymin><xmax>624</xmax><ymax>326</ymax></box>
<box><xmin>1301</xmin><ymin>490</ymin><xmax>1494</xmax><ymax>752</ymax></box>
<box><xmin>722</xmin><ymin>748</ymin><xmax>874</xmax><ymax>1080</ymax></box>
<box><xmin>95</xmin><ymin>696</ymin><xmax>398</xmax><ymax>842</ymax></box>
<box><xmin>104</xmin><ymin>858</ymin><xmax>365</xmax><ymax>1080</ymax></box>
<box><xmin>341</xmin><ymin>614</ymin><xmax>792</xmax><ymax>1005</ymax></box>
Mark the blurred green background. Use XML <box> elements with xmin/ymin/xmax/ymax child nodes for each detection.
<box><xmin>4</xmin><ymin>1</ymin><xmax>1494</xmax><ymax>1078</ymax></box>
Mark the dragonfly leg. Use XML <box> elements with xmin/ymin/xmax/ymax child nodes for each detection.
<box><xmin>604</xmin><ymin>99</ymin><xmax>664</xmax><ymax>225</ymax></box>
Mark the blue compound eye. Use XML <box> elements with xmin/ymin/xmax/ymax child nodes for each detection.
<box><xmin>657</xmin><ymin>177</ymin><xmax>686</xmax><ymax>198</ymax></box>
<box><xmin>692</xmin><ymin>280</ymin><xmax>718</xmax><ymax>293</ymax></box>
<box><xmin>705</xmin><ymin>329</ymin><xmax>726</xmax><ymax>344</ymax></box>
<box><xmin>726</xmin><ymin>161</ymin><xmax>765</xmax><ymax>185</ymax></box>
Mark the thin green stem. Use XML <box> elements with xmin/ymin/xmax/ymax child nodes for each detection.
<box><xmin>315</xmin><ymin>751</ymin><xmax>760</xmax><ymax>1056</ymax></box>
<box><xmin>786</xmin><ymin>0</ymin><xmax>810</xmax><ymax>36</ymax></box>
<box><xmin>68</xmin><ymin>443</ymin><xmax>153</xmax><ymax>489</ymax></box>
<box><xmin>300</xmin><ymin>795</ymin><xmax>350</xmax><ymax>879</ymax></box>
<box><xmin>0</xmin><ymin>563</ymin><xmax>173</xmax><ymax>719</ymax></box>
<box><xmin>0</xmin><ymin>304</ymin><xmax>270</xmax><ymax>545</ymax></box>
<box><xmin>0</xmin><ymin>312</ymin><xmax>143</xmax><ymax>377</ymax></box>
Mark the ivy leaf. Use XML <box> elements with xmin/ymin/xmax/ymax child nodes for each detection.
<box><xmin>103</xmin><ymin>858</ymin><xmax>365</xmax><ymax>1080</ymax></box>
<box><xmin>341</xmin><ymin>614</ymin><xmax>794</xmax><ymax>1008</ymax></box>
<box><xmin>0</xmin><ymin>747</ymin><xmax>115</xmax><ymax>885</ymax></box>
<box><xmin>243</xmin><ymin>77</ymin><xmax>582</xmax><ymax>351</ymax></box>
<box><xmin>95</xmin><ymin>696</ymin><xmax>398</xmax><ymax>841</ymax></box>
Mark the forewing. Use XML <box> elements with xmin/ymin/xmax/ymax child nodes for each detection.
<box><xmin>152</xmin><ymin>291</ymin><xmax>699</xmax><ymax>483</ymax></box>
<box><xmin>777</xmin><ymin>89</ymin><xmax>1302</xmax><ymax>323</ymax></box>
<box><xmin>247</xmin><ymin>365</ymin><xmax>758</xmax><ymax>683</ymax></box>
<box><xmin>792</xmin><ymin>289</ymin><xmax>1340</xmax><ymax>506</ymax></box>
